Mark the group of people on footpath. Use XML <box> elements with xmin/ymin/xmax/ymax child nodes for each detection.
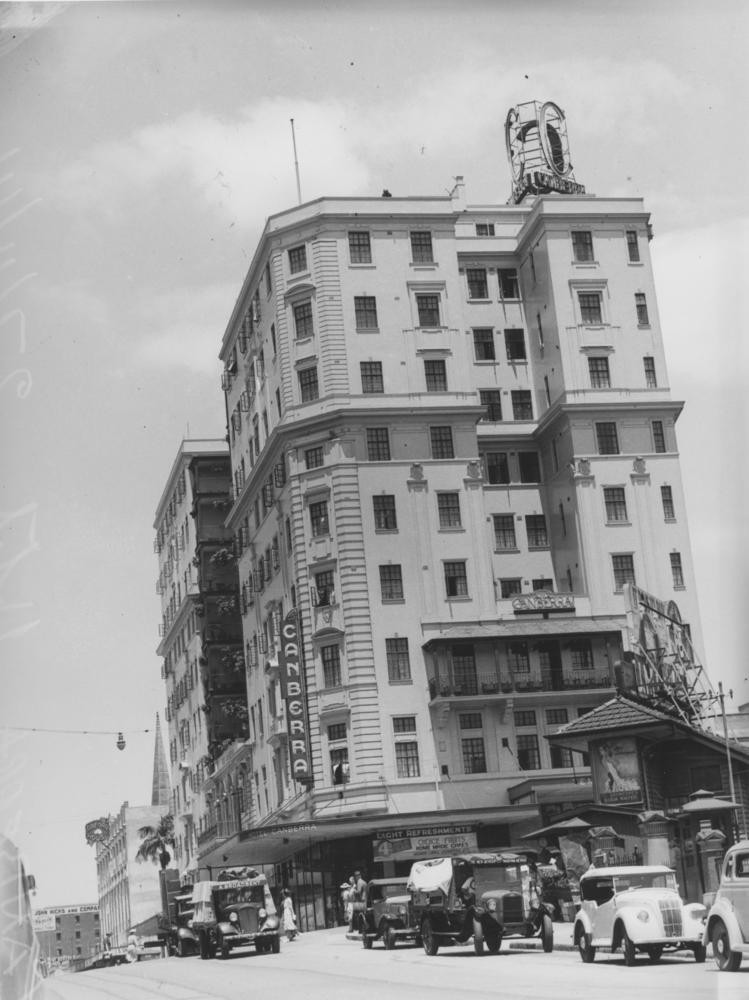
<box><xmin>341</xmin><ymin>870</ymin><xmax>367</xmax><ymax>931</ymax></box>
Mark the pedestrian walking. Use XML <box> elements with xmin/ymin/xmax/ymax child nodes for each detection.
<box><xmin>281</xmin><ymin>889</ymin><xmax>298</xmax><ymax>941</ymax></box>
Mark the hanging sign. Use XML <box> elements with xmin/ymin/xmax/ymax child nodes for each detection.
<box><xmin>278</xmin><ymin>609</ymin><xmax>312</xmax><ymax>784</ymax></box>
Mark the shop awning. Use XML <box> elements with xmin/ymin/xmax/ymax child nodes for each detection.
<box><xmin>422</xmin><ymin>617</ymin><xmax>624</xmax><ymax>647</ymax></box>
<box><xmin>521</xmin><ymin>817</ymin><xmax>592</xmax><ymax>840</ymax></box>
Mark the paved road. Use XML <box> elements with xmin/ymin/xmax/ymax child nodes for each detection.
<box><xmin>42</xmin><ymin>928</ymin><xmax>748</xmax><ymax>1000</ymax></box>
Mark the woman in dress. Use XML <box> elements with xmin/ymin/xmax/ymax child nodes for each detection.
<box><xmin>281</xmin><ymin>889</ymin><xmax>297</xmax><ymax>941</ymax></box>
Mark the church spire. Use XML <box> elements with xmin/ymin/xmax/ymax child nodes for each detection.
<box><xmin>151</xmin><ymin>713</ymin><xmax>171</xmax><ymax>807</ymax></box>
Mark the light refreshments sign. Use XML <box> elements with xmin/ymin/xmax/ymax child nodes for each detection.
<box><xmin>373</xmin><ymin>824</ymin><xmax>477</xmax><ymax>861</ymax></box>
<box><xmin>278</xmin><ymin>609</ymin><xmax>312</xmax><ymax>784</ymax></box>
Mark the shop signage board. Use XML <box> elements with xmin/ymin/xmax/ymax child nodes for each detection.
<box><xmin>278</xmin><ymin>609</ymin><xmax>312</xmax><ymax>784</ymax></box>
<box><xmin>590</xmin><ymin>736</ymin><xmax>643</xmax><ymax>805</ymax></box>
<box><xmin>372</xmin><ymin>824</ymin><xmax>477</xmax><ymax>861</ymax></box>
<box><xmin>32</xmin><ymin>912</ymin><xmax>56</xmax><ymax>932</ymax></box>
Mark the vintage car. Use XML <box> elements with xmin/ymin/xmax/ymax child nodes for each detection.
<box><xmin>703</xmin><ymin>839</ymin><xmax>749</xmax><ymax>971</ymax></box>
<box><xmin>408</xmin><ymin>853</ymin><xmax>554</xmax><ymax>956</ymax></box>
<box><xmin>191</xmin><ymin>868</ymin><xmax>280</xmax><ymax>959</ymax></box>
<box><xmin>168</xmin><ymin>887</ymin><xmax>199</xmax><ymax>957</ymax></box>
<box><xmin>573</xmin><ymin>864</ymin><xmax>706</xmax><ymax>965</ymax></box>
<box><xmin>360</xmin><ymin>878</ymin><xmax>420</xmax><ymax>949</ymax></box>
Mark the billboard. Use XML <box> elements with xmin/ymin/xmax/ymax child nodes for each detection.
<box><xmin>373</xmin><ymin>825</ymin><xmax>477</xmax><ymax>861</ymax></box>
<box><xmin>590</xmin><ymin>737</ymin><xmax>643</xmax><ymax>805</ymax></box>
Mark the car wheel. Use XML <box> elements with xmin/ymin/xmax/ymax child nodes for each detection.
<box><xmin>577</xmin><ymin>930</ymin><xmax>596</xmax><ymax>964</ymax></box>
<box><xmin>691</xmin><ymin>943</ymin><xmax>706</xmax><ymax>964</ymax></box>
<box><xmin>362</xmin><ymin>932</ymin><xmax>373</xmax><ymax>950</ymax></box>
<box><xmin>384</xmin><ymin>926</ymin><xmax>397</xmax><ymax>950</ymax></box>
<box><xmin>421</xmin><ymin>918</ymin><xmax>439</xmax><ymax>956</ymax></box>
<box><xmin>473</xmin><ymin>919</ymin><xmax>485</xmax><ymax>955</ymax></box>
<box><xmin>621</xmin><ymin>928</ymin><xmax>637</xmax><ymax>967</ymax></box>
<box><xmin>485</xmin><ymin>927</ymin><xmax>502</xmax><ymax>954</ymax></box>
<box><xmin>219</xmin><ymin>935</ymin><xmax>230</xmax><ymax>960</ymax></box>
<box><xmin>646</xmin><ymin>945</ymin><xmax>663</xmax><ymax>962</ymax></box>
<box><xmin>176</xmin><ymin>938</ymin><xmax>186</xmax><ymax>958</ymax></box>
<box><xmin>541</xmin><ymin>914</ymin><xmax>554</xmax><ymax>953</ymax></box>
<box><xmin>271</xmin><ymin>935</ymin><xmax>280</xmax><ymax>954</ymax></box>
<box><xmin>199</xmin><ymin>931</ymin><xmax>210</xmax><ymax>960</ymax></box>
<box><xmin>712</xmin><ymin>920</ymin><xmax>742</xmax><ymax>972</ymax></box>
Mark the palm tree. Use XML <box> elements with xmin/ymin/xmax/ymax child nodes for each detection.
<box><xmin>135</xmin><ymin>814</ymin><xmax>175</xmax><ymax>870</ymax></box>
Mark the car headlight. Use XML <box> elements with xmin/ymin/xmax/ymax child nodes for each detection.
<box><xmin>487</xmin><ymin>899</ymin><xmax>497</xmax><ymax>912</ymax></box>
<box><xmin>229</xmin><ymin>912</ymin><xmax>238</xmax><ymax>923</ymax></box>
<box><xmin>258</xmin><ymin>908</ymin><xmax>267</xmax><ymax>919</ymax></box>
<box><xmin>636</xmin><ymin>910</ymin><xmax>650</xmax><ymax>922</ymax></box>
<box><xmin>397</xmin><ymin>905</ymin><xmax>406</xmax><ymax>915</ymax></box>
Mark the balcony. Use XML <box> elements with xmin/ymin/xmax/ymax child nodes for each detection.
<box><xmin>428</xmin><ymin>666</ymin><xmax>613</xmax><ymax>700</ymax></box>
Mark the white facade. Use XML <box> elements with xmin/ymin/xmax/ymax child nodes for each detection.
<box><xmin>202</xmin><ymin>187</ymin><xmax>701</xmax><ymax>870</ymax></box>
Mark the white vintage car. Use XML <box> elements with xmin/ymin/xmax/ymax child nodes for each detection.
<box><xmin>703</xmin><ymin>839</ymin><xmax>749</xmax><ymax>971</ymax></box>
<box><xmin>573</xmin><ymin>864</ymin><xmax>706</xmax><ymax>965</ymax></box>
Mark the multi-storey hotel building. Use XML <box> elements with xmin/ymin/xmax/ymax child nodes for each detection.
<box><xmin>188</xmin><ymin>176</ymin><xmax>701</xmax><ymax>928</ymax></box>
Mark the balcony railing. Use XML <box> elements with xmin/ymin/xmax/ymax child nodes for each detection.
<box><xmin>428</xmin><ymin>667</ymin><xmax>613</xmax><ymax>699</ymax></box>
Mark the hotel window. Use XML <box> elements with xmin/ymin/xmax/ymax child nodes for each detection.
<box><xmin>499</xmin><ymin>268</ymin><xmax>520</xmax><ymax>299</ymax></box>
<box><xmin>309</xmin><ymin>499</ymin><xmax>329</xmax><ymax>537</ymax></box>
<box><xmin>588</xmin><ymin>356</ymin><xmax>610</xmax><ymax>388</ymax></box>
<box><xmin>373</xmin><ymin>494</ymin><xmax>397</xmax><ymax>530</ymax></box>
<box><xmin>410</xmin><ymin>230</ymin><xmax>434</xmax><ymax>263</ymax></box>
<box><xmin>670</xmin><ymin>552</ymin><xmax>685</xmax><ymax>588</ymax></box>
<box><xmin>517</xmin><ymin>733</ymin><xmax>541</xmax><ymax>770</ymax></box>
<box><xmin>452</xmin><ymin>644</ymin><xmax>477</xmax><ymax>693</ymax></box>
<box><xmin>550</xmin><ymin>745</ymin><xmax>573</xmax><ymax>768</ymax></box>
<box><xmin>479</xmin><ymin>389</ymin><xmax>502</xmax><ymax>422</ymax></box>
<box><xmin>604</xmin><ymin>486</ymin><xmax>628</xmax><ymax>522</ymax></box>
<box><xmin>643</xmin><ymin>356</ymin><xmax>657</xmax><ymax>387</ymax></box>
<box><xmin>293</xmin><ymin>300</ymin><xmax>314</xmax><ymax>339</ymax></box>
<box><xmin>635</xmin><ymin>292</ymin><xmax>650</xmax><ymax>325</ymax></box>
<box><xmin>444</xmin><ymin>560</ymin><xmax>468</xmax><ymax>598</ymax></box>
<box><xmin>626</xmin><ymin>230</ymin><xmax>640</xmax><ymax>262</ymax></box>
<box><xmin>518</xmin><ymin>451</ymin><xmax>541</xmax><ymax>483</ymax></box>
<box><xmin>572</xmin><ymin>230</ymin><xmax>594</xmax><ymax>262</ymax></box>
<box><xmin>430</xmin><ymin>426</ymin><xmax>454</xmax><ymax>459</ymax></box>
<box><xmin>508</xmin><ymin>640</ymin><xmax>529</xmax><ymax>671</ymax></box>
<box><xmin>424</xmin><ymin>358</ymin><xmax>447</xmax><ymax>391</ymax></box>
<box><xmin>321</xmin><ymin>644</ymin><xmax>342</xmax><ymax>688</ymax></box>
<box><xmin>596</xmin><ymin>421</ymin><xmax>619</xmax><ymax>454</ymax></box>
<box><xmin>661</xmin><ymin>485</ymin><xmax>675</xmax><ymax>520</ymax></box>
<box><xmin>298</xmin><ymin>367</ymin><xmax>319</xmax><ymax>402</ymax></box>
<box><xmin>366</xmin><ymin>427</ymin><xmax>391</xmax><ymax>461</ymax></box>
<box><xmin>462</xmin><ymin>737</ymin><xmax>487</xmax><ymax>774</ymax></box>
<box><xmin>386</xmin><ymin>637</ymin><xmax>411</xmax><ymax>682</ymax></box>
<box><xmin>546</xmin><ymin>708</ymin><xmax>569</xmax><ymax>725</ymax></box>
<box><xmin>438</xmin><ymin>492</ymin><xmax>462</xmax><ymax>529</ymax></box>
<box><xmin>467</xmin><ymin>268</ymin><xmax>488</xmax><ymax>299</ymax></box>
<box><xmin>416</xmin><ymin>293</ymin><xmax>440</xmax><ymax>327</ymax></box>
<box><xmin>328</xmin><ymin>722</ymin><xmax>347</xmax><ymax>742</ymax></box>
<box><xmin>612</xmin><ymin>554</ymin><xmax>636</xmax><ymax>591</ymax></box>
<box><xmin>570</xmin><ymin>638</ymin><xmax>593</xmax><ymax>670</ymax></box>
<box><xmin>314</xmin><ymin>569</ymin><xmax>335</xmax><ymax>606</ymax></box>
<box><xmin>579</xmin><ymin>292</ymin><xmax>602</xmax><ymax>325</ymax></box>
<box><xmin>331</xmin><ymin>746</ymin><xmax>349</xmax><ymax>785</ymax></box>
<box><xmin>265</xmin><ymin>261</ymin><xmax>272</xmax><ymax>294</ymax></box>
<box><xmin>476</xmin><ymin>222</ymin><xmax>495</xmax><ymax>236</ymax></box>
<box><xmin>511</xmin><ymin>390</ymin><xmax>533</xmax><ymax>420</ymax></box>
<box><xmin>379</xmin><ymin>564</ymin><xmax>404</xmax><ymax>601</ymax></box>
<box><xmin>500</xmin><ymin>578</ymin><xmax>522</xmax><ymax>599</ymax></box>
<box><xmin>486</xmin><ymin>451</ymin><xmax>510</xmax><ymax>484</ymax></box>
<box><xmin>354</xmin><ymin>295</ymin><xmax>378</xmax><ymax>330</ymax></box>
<box><xmin>652</xmin><ymin>420</ymin><xmax>666</xmax><ymax>453</ymax></box>
<box><xmin>473</xmin><ymin>327</ymin><xmax>495</xmax><ymax>360</ymax></box>
<box><xmin>536</xmin><ymin>312</ymin><xmax>544</xmax><ymax>347</ymax></box>
<box><xmin>348</xmin><ymin>230</ymin><xmax>372</xmax><ymax>264</ymax></box>
<box><xmin>526</xmin><ymin>514</ymin><xmax>548</xmax><ymax>548</ymax></box>
<box><xmin>460</xmin><ymin>712</ymin><xmax>483</xmax><ymax>730</ymax></box>
<box><xmin>514</xmin><ymin>710</ymin><xmax>536</xmax><ymax>727</ymax></box>
<box><xmin>288</xmin><ymin>244</ymin><xmax>307</xmax><ymax>274</ymax></box>
<box><xmin>493</xmin><ymin>515</ymin><xmax>516</xmax><ymax>550</ymax></box>
<box><xmin>305</xmin><ymin>445</ymin><xmax>323</xmax><ymax>469</ymax></box>
<box><xmin>360</xmin><ymin>360</ymin><xmax>384</xmax><ymax>393</ymax></box>
<box><xmin>395</xmin><ymin>740</ymin><xmax>420</xmax><ymax>778</ymax></box>
<box><xmin>505</xmin><ymin>328</ymin><xmax>526</xmax><ymax>361</ymax></box>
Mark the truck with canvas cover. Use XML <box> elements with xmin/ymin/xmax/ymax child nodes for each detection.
<box><xmin>191</xmin><ymin>867</ymin><xmax>280</xmax><ymax>959</ymax></box>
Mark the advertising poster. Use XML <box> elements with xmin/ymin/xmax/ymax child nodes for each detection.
<box><xmin>591</xmin><ymin>737</ymin><xmax>642</xmax><ymax>804</ymax></box>
<box><xmin>373</xmin><ymin>825</ymin><xmax>477</xmax><ymax>861</ymax></box>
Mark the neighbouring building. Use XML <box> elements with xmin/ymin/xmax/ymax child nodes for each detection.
<box><xmin>32</xmin><ymin>903</ymin><xmax>100</xmax><ymax>970</ymax></box>
<box><xmin>153</xmin><ymin>440</ymin><xmax>249</xmax><ymax>884</ymax></box>
<box><xmin>174</xmin><ymin>102</ymin><xmax>714</xmax><ymax>929</ymax></box>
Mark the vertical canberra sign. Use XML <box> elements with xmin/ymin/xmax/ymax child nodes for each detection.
<box><xmin>278</xmin><ymin>609</ymin><xmax>312</xmax><ymax>784</ymax></box>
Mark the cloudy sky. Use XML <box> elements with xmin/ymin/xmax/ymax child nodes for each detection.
<box><xmin>1</xmin><ymin>0</ymin><xmax>747</xmax><ymax>908</ymax></box>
